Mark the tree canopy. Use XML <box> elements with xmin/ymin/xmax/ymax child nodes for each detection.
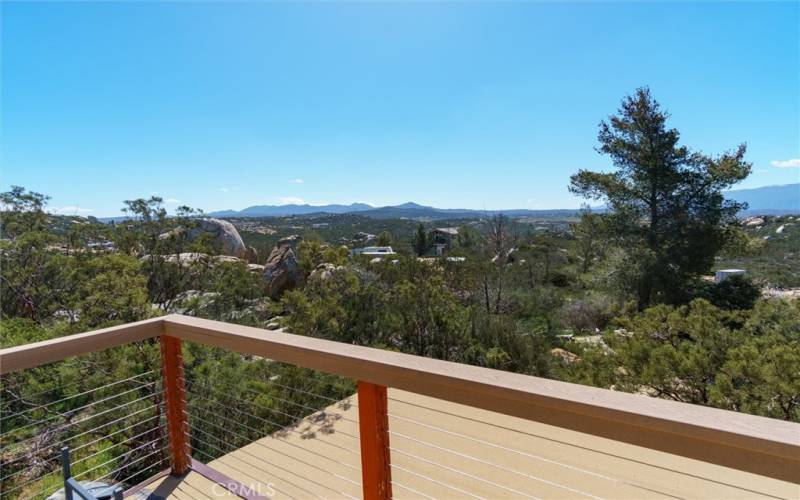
<box><xmin>570</xmin><ymin>87</ymin><xmax>751</xmax><ymax>307</ymax></box>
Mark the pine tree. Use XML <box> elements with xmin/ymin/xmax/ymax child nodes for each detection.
<box><xmin>569</xmin><ymin>88</ymin><xmax>751</xmax><ymax>307</ymax></box>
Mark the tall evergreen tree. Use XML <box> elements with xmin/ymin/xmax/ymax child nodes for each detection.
<box><xmin>569</xmin><ymin>88</ymin><xmax>751</xmax><ymax>307</ymax></box>
<box><xmin>412</xmin><ymin>223</ymin><xmax>429</xmax><ymax>256</ymax></box>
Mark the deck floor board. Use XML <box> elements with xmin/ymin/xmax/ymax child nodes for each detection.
<box><xmin>149</xmin><ymin>389</ymin><xmax>798</xmax><ymax>499</ymax></box>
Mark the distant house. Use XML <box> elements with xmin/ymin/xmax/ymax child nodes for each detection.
<box><xmin>431</xmin><ymin>227</ymin><xmax>459</xmax><ymax>255</ymax></box>
<box><xmin>87</xmin><ymin>241</ymin><xmax>116</xmax><ymax>251</ymax></box>
<box><xmin>351</xmin><ymin>246</ymin><xmax>396</xmax><ymax>257</ymax></box>
<box><xmin>432</xmin><ymin>227</ymin><xmax>459</xmax><ymax>241</ymax></box>
<box><xmin>715</xmin><ymin>269</ymin><xmax>746</xmax><ymax>283</ymax></box>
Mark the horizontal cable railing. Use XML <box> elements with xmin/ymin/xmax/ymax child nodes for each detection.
<box><xmin>0</xmin><ymin>356</ymin><xmax>168</xmax><ymax>499</ymax></box>
<box><xmin>387</xmin><ymin>392</ymin><xmax>800</xmax><ymax>500</ymax></box>
<box><xmin>385</xmin><ymin>394</ymin><xmax>626</xmax><ymax>500</ymax></box>
<box><xmin>179</xmin><ymin>347</ymin><xmax>364</xmax><ymax>499</ymax></box>
<box><xmin>0</xmin><ymin>315</ymin><xmax>798</xmax><ymax>500</ymax></box>
<box><xmin>2</xmin><ymin>371</ymin><xmax>156</xmax><ymax>424</ymax></box>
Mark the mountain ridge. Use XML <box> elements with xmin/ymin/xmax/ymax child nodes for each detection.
<box><xmin>206</xmin><ymin>183</ymin><xmax>798</xmax><ymax>219</ymax></box>
<box><xmin>212</xmin><ymin>202</ymin><xmax>373</xmax><ymax>217</ymax></box>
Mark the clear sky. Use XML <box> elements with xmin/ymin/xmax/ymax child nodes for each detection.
<box><xmin>2</xmin><ymin>1</ymin><xmax>798</xmax><ymax>216</ymax></box>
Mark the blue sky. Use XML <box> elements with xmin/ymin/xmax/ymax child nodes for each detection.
<box><xmin>2</xmin><ymin>1</ymin><xmax>798</xmax><ymax>216</ymax></box>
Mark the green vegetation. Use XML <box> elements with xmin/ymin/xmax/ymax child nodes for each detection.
<box><xmin>1</xmin><ymin>89</ymin><xmax>798</xmax><ymax>496</ymax></box>
<box><xmin>562</xmin><ymin>299</ymin><xmax>800</xmax><ymax>421</ymax></box>
<box><xmin>569</xmin><ymin>87</ymin><xmax>750</xmax><ymax>308</ymax></box>
<box><xmin>716</xmin><ymin>215</ymin><xmax>800</xmax><ymax>287</ymax></box>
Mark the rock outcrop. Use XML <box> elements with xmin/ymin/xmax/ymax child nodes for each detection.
<box><xmin>744</xmin><ymin>216</ymin><xmax>765</xmax><ymax>227</ymax></box>
<box><xmin>244</xmin><ymin>245</ymin><xmax>259</xmax><ymax>263</ymax></box>
<box><xmin>276</xmin><ymin>234</ymin><xmax>301</xmax><ymax>249</ymax></box>
<box><xmin>550</xmin><ymin>348</ymin><xmax>580</xmax><ymax>364</ymax></box>
<box><xmin>139</xmin><ymin>253</ymin><xmax>242</xmax><ymax>266</ymax></box>
<box><xmin>263</xmin><ymin>236</ymin><xmax>301</xmax><ymax>299</ymax></box>
<box><xmin>247</xmin><ymin>263</ymin><xmax>266</xmax><ymax>273</ymax></box>
<box><xmin>158</xmin><ymin>218</ymin><xmax>246</xmax><ymax>258</ymax></box>
<box><xmin>309</xmin><ymin>263</ymin><xmax>342</xmax><ymax>282</ymax></box>
<box><xmin>167</xmin><ymin>289</ymin><xmax>273</xmax><ymax>321</ymax></box>
<box><xmin>188</xmin><ymin>218</ymin><xmax>247</xmax><ymax>258</ymax></box>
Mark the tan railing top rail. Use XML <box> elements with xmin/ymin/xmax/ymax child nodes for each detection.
<box><xmin>1</xmin><ymin>314</ymin><xmax>798</xmax><ymax>483</ymax></box>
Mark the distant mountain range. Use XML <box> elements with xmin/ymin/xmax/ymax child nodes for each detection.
<box><xmin>208</xmin><ymin>201</ymin><xmax>593</xmax><ymax>220</ymax></box>
<box><xmin>724</xmin><ymin>183</ymin><xmax>799</xmax><ymax>214</ymax></box>
<box><xmin>210</xmin><ymin>202</ymin><xmax>374</xmax><ymax>217</ymax></box>
<box><xmin>205</xmin><ymin>183</ymin><xmax>798</xmax><ymax>220</ymax></box>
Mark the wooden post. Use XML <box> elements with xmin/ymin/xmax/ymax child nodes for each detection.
<box><xmin>160</xmin><ymin>335</ymin><xmax>190</xmax><ymax>475</ymax></box>
<box><xmin>357</xmin><ymin>381</ymin><xmax>392</xmax><ymax>500</ymax></box>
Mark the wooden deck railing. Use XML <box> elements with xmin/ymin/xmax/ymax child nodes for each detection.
<box><xmin>1</xmin><ymin>314</ymin><xmax>799</xmax><ymax>498</ymax></box>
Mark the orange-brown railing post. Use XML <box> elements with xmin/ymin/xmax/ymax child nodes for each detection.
<box><xmin>160</xmin><ymin>335</ymin><xmax>190</xmax><ymax>475</ymax></box>
<box><xmin>357</xmin><ymin>381</ymin><xmax>392</xmax><ymax>500</ymax></box>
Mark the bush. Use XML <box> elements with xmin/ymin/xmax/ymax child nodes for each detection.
<box><xmin>558</xmin><ymin>296</ymin><xmax>614</xmax><ymax>333</ymax></box>
<box><xmin>549</xmin><ymin>270</ymin><xmax>572</xmax><ymax>288</ymax></box>
<box><xmin>700</xmin><ymin>275</ymin><xmax>761</xmax><ymax>310</ymax></box>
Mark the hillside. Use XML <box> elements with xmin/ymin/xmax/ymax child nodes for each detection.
<box><xmin>218</xmin><ymin>202</ymin><xmax>373</xmax><ymax>217</ymax></box>
<box><xmin>725</xmin><ymin>183</ymin><xmax>799</xmax><ymax>214</ymax></box>
<box><xmin>209</xmin><ymin>201</ymin><xmax>585</xmax><ymax>220</ymax></box>
<box><xmin>716</xmin><ymin>215</ymin><xmax>800</xmax><ymax>287</ymax></box>
<box><xmin>207</xmin><ymin>184</ymin><xmax>798</xmax><ymax>220</ymax></box>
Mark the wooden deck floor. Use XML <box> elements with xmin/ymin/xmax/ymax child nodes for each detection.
<box><xmin>143</xmin><ymin>472</ymin><xmax>237</xmax><ymax>500</ymax></box>
<box><xmin>146</xmin><ymin>389</ymin><xmax>798</xmax><ymax>499</ymax></box>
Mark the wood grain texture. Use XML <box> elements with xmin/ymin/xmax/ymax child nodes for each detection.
<box><xmin>122</xmin><ymin>467</ymin><xmax>171</xmax><ymax>498</ymax></box>
<box><xmin>199</xmin><ymin>388</ymin><xmax>800</xmax><ymax>499</ymax></box>
<box><xmin>161</xmin><ymin>335</ymin><xmax>191</xmax><ymax>475</ymax></box>
<box><xmin>0</xmin><ymin>317</ymin><xmax>164</xmax><ymax>374</ymax></box>
<box><xmin>190</xmin><ymin>458</ymin><xmax>270</xmax><ymax>500</ymax></box>
<box><xmin>358</xmin><ymin>382</ymin><xmax>393</xmax><ymax>500</ymax></box>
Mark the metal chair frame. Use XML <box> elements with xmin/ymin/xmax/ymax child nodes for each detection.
<box><xmin>61</xmin><ymin>447</ymin><xmax>124</xmax><ymax>500</ymax></box>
